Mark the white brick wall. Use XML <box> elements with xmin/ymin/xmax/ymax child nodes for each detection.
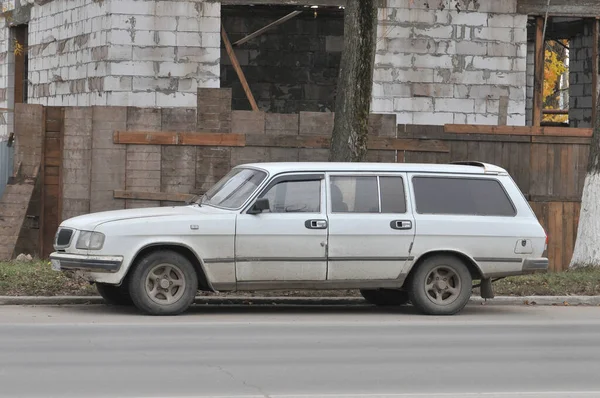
<box><xmin>24</xmin><ymin>0</ymin><xmax>220</xmax><ymax>108</ymax></box>
<box><xmin>373</xmin><ymin>0</ymin><xmax>527</xmax><ymax>126</ymax></box>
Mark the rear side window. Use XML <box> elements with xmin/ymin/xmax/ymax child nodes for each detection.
<box><xmin>412</xmin><ymin>176</ymin><xmax>516</xmax><ymax>217</ymax></box>
<box><xmin>329</xmin><ymin>175</ymin><xmax>407</xmax><ymax>214</ymax></box>
<box><xmin>380</xmin><ymin>177</ymin><xmax>407</xmax><ymax>213</ymax></box>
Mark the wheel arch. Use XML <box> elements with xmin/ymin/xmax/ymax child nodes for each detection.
<box><xmin>405</xmin><ymin>250</ymin><xmax>484</xmax><ymax>286</ymax></box>
<box><xmin>128</xmin><ymin>242</ymin><xmax>216</xmax><ymax>292</ymax></box>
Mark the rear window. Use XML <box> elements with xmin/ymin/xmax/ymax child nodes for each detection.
<box><xmin>412</xmin><ymin>176</ymin><xmax>516</xmax><ymax>217</ymax></box>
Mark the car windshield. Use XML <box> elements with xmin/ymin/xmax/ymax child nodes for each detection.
<box><xmin>199</xmin><ymin>167</ymin><xmax>267</xmax><ymax>209</ymax></box>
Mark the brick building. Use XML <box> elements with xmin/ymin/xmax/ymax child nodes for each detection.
<box><xmin>0</xmin><ymin>0</ymin><xmax>598</xmax><ymax>143</ymax></box>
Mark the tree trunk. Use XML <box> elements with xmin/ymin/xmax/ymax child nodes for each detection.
<box><xmin>569</xmin><ymin>92</ymin><xmax>600</xmax><ymax>268</ymax></box>
<box><xmin>328</xmin><ymin>0</ymin><xmax>377</xmax><ymax>162</ymax></box>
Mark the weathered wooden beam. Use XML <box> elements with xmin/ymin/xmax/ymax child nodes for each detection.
<box><xmin>221</xmin><ymin>24</ymin><xmax>259</xmax><ymax>112</ymax></box>
<box><xmin>114</xmin><ymin>131</ymin><xmax>246</xmax><ymax>146</ymax></box>
<box><xmin>518</xmin><ymin>0</ymin><xmax>600</xmax><ymax>17</ymax></box>
<box><xmin>234</xmin><ymin>11</ymin><xmax>303</xmax><ymax>46</ymax></box>
<box><xmin>368</xmin><ymin>137</ymin><xmax>449</xmax><ymax>153</ymax></box>
<box><xmin>113</xmin><ymin>190</ymin><xmax>195</xmax><ymax>203</ymax></box>
<box><xmin>533</xmin><ymin>16</ymin><xmax>545</xmax><ymax>127</ymax></box>
<box><xmin>531</xmin><ymin>136</ymin><xmax>592</xmax><ymax>144</ymax></box>
<box><xmin>444</xmin><ymin>124</ymin><xmax>593</xmax><ymax>137</ymax></box>
<box><xmin>245</xmin><ymin>134</ymin><xmax>331</xmax><ymax>149</ymax></box>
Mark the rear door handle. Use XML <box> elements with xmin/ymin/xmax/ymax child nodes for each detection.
<box><xmin>391</xmin><ymin>220</ymin><xmax>412</xmax><ymax>230</ymax></box>
<box><xmin>305</xmin><ymin>219</ymin><xmax>328</xmax><ymax>229</ymax></box>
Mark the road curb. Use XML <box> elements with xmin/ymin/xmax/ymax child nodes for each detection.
<box><xmin>0</xmin><ymin>295</ymin><xmax>599</xmax><ymax>306</ymax></box>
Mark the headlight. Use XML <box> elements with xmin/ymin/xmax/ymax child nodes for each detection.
<box><xmin>76</xmin><ymin>231</ymin><xmax>105</xmax><ymax>250</ymax></box>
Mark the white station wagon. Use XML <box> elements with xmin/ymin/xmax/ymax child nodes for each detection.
<box><xmin>50</xmin><ymin>161</ymin><xmax>548</xmax><ymax>316</ymax></box>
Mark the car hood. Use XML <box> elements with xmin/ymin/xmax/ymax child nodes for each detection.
<box><xmin>60</xmin><ymin>205</ymin><xmax>229</xmax><ymax>230</ymax></box>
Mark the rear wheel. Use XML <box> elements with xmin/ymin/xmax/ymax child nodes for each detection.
<box><xmin>360</xmin><ymin>289</ymin><xmax>410</xmax><ymax>306</ymax></box>
<box><xmin>128</xmin><ymin>250</ymin><xmax>198</xmax><ymax>316</ymax></box>
<box><xmin>96</xmin><ymin>283</ymin><xmax>133</xmax><ymax>306</ymax></box>
<box><xmin>408</xmin><ymin>255</ymin><xmax>472</xmax><ymax>316</ymax></box>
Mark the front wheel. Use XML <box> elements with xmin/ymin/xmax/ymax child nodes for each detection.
<box><xmin>408</xmin><ymin>255</ymin><xmax>472</xmax><ymax>316</ymax></box>
<box><xmin>128</xmin><ymin>251</ymin><xmax>198</xmax><ymax>316</ymax></box>
<box><xmin>360</xmin><ymin>289</ymin><xmax>410</xmax><ymax>306</ymax></box>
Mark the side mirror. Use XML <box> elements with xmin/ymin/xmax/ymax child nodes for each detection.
<box><xmin>248</xmin><ymin>198</ymin><xmax>270</xmax><ymax>215</ymax></box>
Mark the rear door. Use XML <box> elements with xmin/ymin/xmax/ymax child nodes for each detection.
<box><xmin>326</xmin><ymin>172</ymin><xmax>416</xmax><ymax>281</ymax></box>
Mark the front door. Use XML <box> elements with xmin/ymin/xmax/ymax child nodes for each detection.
<box><xmin>326</xmin><ymin>173</ymin><xmax>416</xmax><ymax>280</ymax></box>
<box><xmin>235</xmin><ymin>173</ymin><xmax>328</xmax><ymax>282</ymax></box>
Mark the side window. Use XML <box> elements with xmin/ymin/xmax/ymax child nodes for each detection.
<box><xmin>380</xmin><ymin>176</ymin><xmax>407</xmax><ymax>213</ymax></box>
<box><xmin>262</xmin><ymin>180</ymin><xmax>321</xmax><ymax>213</ymax></box>
<box><xmin>330</xmin><ymin>176</ymin><xmax>379</xmax><ymax>213</ymax></box>
<box><xmin>412</xmin><ymin>176</ymin><xmax>516</xmax><ymax>216</ymax></box>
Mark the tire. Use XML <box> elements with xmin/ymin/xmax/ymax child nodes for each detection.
<box><xmin>408</xmin><ymin>255</ymin><xmax>472</xmax><ymax>316</ymax></box>
<box><xmin>128</xmin><ymin>250</ymin><xmax>198</xmax><ymax>316</ymax></box>
<box><xmin>96</xmin><ymin>282</ymin><xmax>133</xmax><ymax>306</ymax></box>
<box><xmin>360</xmin><ymin>289</ymin><xmax>410</xmax><ymax>306</ymax></box>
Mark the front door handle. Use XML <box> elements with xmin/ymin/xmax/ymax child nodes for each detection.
<box><xmin>305</xmin><ymin>219</ymin><xmax>328</xmax><ymax>229</ymax></box>
<box><xmin>391</xmin><ymin>220</ymin><xmax>412</xmax><ymax>230</ymax></box>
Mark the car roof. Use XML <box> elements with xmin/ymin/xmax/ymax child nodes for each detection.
<box><xmin>238</xmin><ymin>161</ymin><xmax>508</xmax><ymax>176</ymax></box>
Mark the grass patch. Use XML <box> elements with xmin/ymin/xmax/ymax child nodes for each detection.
<box><xmin>1</xmin><ymin>261</ymin><xmax>600</xmax><ymax>297</ymax></box>
<box><xmin>0</xmin><ymin>260</ymin><xmax>96</xmax><ymax>296</ymax></box>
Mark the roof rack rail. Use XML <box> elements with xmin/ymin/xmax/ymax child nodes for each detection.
<box><xmin>450</xmin><ymin>161</ymin><xmax>486</xmax><ymax>168</ymax></box>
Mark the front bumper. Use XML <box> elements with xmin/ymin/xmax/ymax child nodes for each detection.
<box><xmin>49</xmin><ymin>253</ymin><xmax>124</xmax><ymax>273</ymax></box>
<box><xmin>522</xmin><ymin>257</ymin><xmax>549</xmax><ymax>274</ymax></box>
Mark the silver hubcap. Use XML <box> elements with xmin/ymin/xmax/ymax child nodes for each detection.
<box><xmin>145</xmin><ymin>263</ymin><xmax>186</xmax><ymax>305</ymax></box>
<box><xmin>425</xmin><ymin>266</ymin><xmax>461</xmax><ymax>305</ymax></box>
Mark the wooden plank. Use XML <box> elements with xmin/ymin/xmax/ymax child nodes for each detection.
<box><xmin>113</xmin><ymin>131</ymin><xmax>180</xmax><ymax>145</ymax></box>
<box><xmin>221</xmin><ymin>24</ymin><xmax>259</xmax><ymax>112</ymax></box>
<box><xmin>547</xmin><ymin>144</ymin><xmax>555</xmax><ymax>197</ymax></box>
<box><xmin>593</xmin><ymin>18</ymin><xmax>599</xmax><ymax>129</ymax></box>
<box><xmin>180</xmin><ymin>133</ymin><xmax>246</xmax><ymax>147</ymax></box>
<box><xmin>444</xmin><ymin>124</ymin><xmax>592</xmax><ymax>137</ymax></box>
<box><xmin>234</xmin><ymin>11</ymin><xmax>303</xmax><ymax>46</ymax></box>
<box><xmin>517</xmin><ymin>0</ymin><xmax>600</xmax><ymax>17</ymax></box>
<box><xmin>531</xmin><ymin>136</ymin><xmax>592</xmax><ymax>145</ymax></box>
<box><xmin>534</xmin><ymin>16</ymin><xmax>545</xmax><ymax>127</ymax></box>
<box><xmin>44</xmin><ymin>175</ymin><xmax>59</xmax><ymax>185</ymax></box>
<box><xmin>113</xmin><ymin>190</ymin><xmax>195</xmax><ymax>203</ymax></box>
<box><xmin>367</xmin><ymin>137</ymin><xmax>450</xmax><ymax>153</ymax></box>
<box><xmin>566</xmin><ymin>145</ymin><xmax>575</xmax><ymax>199</ymax></box>
<box><xmin>246</xmin><ymin>134</ymin><xmax>330</xmax><ymax>149</ymax></box>
<box><xmin>549</xmin><ymin>202</ymin><xmax>562</xmax><ymax>272</ymax></box>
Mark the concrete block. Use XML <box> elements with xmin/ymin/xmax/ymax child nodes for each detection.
<box><xmin>299</xmin><ymin>112</ymin><xmax>334</xmax><ymax>136</ymax></box>
<box><xmin>411</xmin><ymin>83</ymin><xmax>454</xmax><ymax>98</ymax></box>
<box><xmin>385</xmin><ymin>38</ymin><xmax>436</xmax><ymax>55</ymax></box>
<box><xmin>466</xmin><ymin>113</ymin><xmax>499</xmax><ymax>124</ymax></box>
<box><xmin>456</xmin><ymin>41</ymin><xmax>488</xmax><ymax>56</ymax></box>
<box><xmin>177</xmin><ymin>47</ymin><xmax>220</xmax><ymax>63</ymax></box>
<box><xmin>413</xmin><ymin>24</ymin><xmax>454</xmax><ymax>39</ymax></box>
<box><xmin>474</xmin><ymin>0</ymin><xmax>517</xmax><ymax>14</ymax></box>
<box><xmin>382</xmin><ymin>83</ymin><xmax>412</xmax><ymax>97</ymax></box>
<box><xmin>127</xmin><ymin>107</ymin><xmax>162</xmax><ymax>130</ymax></box>
<box><xmin>375</xmin><ymin>53</ymin><xmax>413</xmax><ymax>68</ymax></box>
<box><xmin>449</xmin><ymin>11</ymin><xmax>487</xmax><ymax>26</ymax></box>
<box><xmin>454</xmin><ymin>113</ymin><xmax>468</xmax><ymax>124</ymax></box>
<box><xmin>393</xmin><ymin>97</ymin><xmax>434</xmax><ymax>112</ymax></box>
<box><xmin>266</xmin><ymin>113</ymin><xmax>299</xmax><ymax>135</ymax></box>
<box><xmin>373</xmin><ymin>98</ymin><xmax>394</xmax><ymax>113</ymax></box>
<box><xmin>472</xmin><ymin>27</ymin><xmax>512</xmax><ymax>42</ymax></box>
<box><xmin>434</xmin><ymin>98</ymin><xmax>475</xmax><ymax>113</ymax></box>
<box><xmin>413</xmin><ymin>111</ymin><xmax>454</xmax><ymax>125</ymax></box>
<box><xmin>133</xmin><ymin>46</ymin><xmax>176</xmax><ymax>62</ymax></box>
<box><xmin>472</xmin><ymin>56</ymin><xmax>512</xmax><ymax>71</ymax></box>
<box><xmin>156</xmin><ymin>92</ymin><xmax>197</xmax><ymax>107</ymax></box>
<box><xmin>413</xmin><ymin>54</ymin><xmax>453</xmax><ymax>69</ymax></box>
<box><xmin>177</xmin><ymin>32</ymin><xmax>202</xmax><ymax>47</ymax></box>
<box><xmin>395</xmin><ymin>112</ymin><xmax>414</xmax><ymax>124</ymax></box>
<box><xmin>469</xmin><ymin>85</ymin><xmax>510</xmax><ymax>99</ymax></box>
<box><xmin>487</xmin><ymin>14</ymin><xmax>515</xmax><ymax>28</ymax></box>
<box><xmin>398</xmin><ymin>68</ymin><xmax>436</xmax><ymax>83</ymax></box>
<box><xmin>487</xmin><ymin>42</ymin><xmax>517</xmax><ymax>57</ymax></box>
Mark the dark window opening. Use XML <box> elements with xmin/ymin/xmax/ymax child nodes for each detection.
<box><xmin>220</xmin><ymin>5</ymin><xmax>344</xmax><ymax>113</ymax></box>
<box><xmin>412</xmin><ymin>176</ymin><xmax>516</xmax><ymax>217</ymax></box>
<box><xmin>12</xmin><ymin>24</ymin><xmax>28</xmax><ymax>104</ymax></box>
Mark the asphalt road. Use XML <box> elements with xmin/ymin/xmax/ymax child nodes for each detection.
<box><xmin>1</xmin><ymin>303</ymin><xmax>600</xmax><ymax>398</ymax></box>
